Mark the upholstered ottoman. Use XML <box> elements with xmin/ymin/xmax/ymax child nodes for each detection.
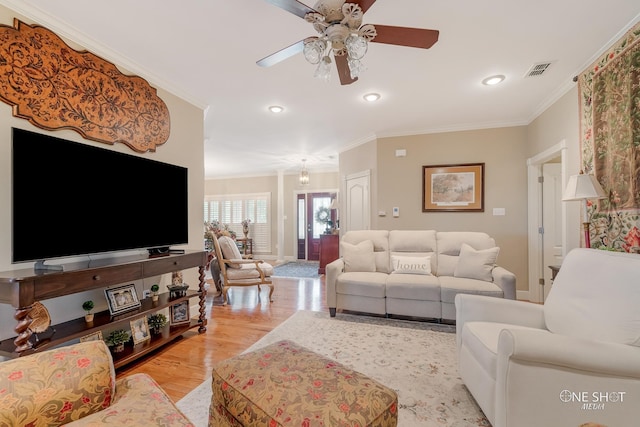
<box><xmin>209</xmin><ymin>340</ymin><xmax>398</xmax><ymax>427</ymax></box>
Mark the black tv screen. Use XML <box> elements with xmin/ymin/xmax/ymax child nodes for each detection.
<box><xmin>11</xmin><ymin>128</ymin><xmax>189</xmax><ymax>263</ymax></box>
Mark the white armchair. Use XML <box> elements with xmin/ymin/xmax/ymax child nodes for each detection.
<box><xmin>456</xmin><ymin>248</ymin><xmax>640</xmax><ymax>427</ymax></box>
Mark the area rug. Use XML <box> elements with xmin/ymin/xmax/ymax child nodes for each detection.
<box><xmin>176</xmin><ymin>310</ymin><xmax>489</xmax><ymax>426</ymax></box>
<box><xmin>272</xmin><ymin>261</ymin><xmax>320</xmax><ymax>278</ymax></box>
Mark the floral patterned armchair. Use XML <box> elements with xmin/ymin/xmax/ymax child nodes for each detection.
<box><xmin>0</xmin><ymin>340</ymin><xmax>193</xmax><ymax>426</ymax></box>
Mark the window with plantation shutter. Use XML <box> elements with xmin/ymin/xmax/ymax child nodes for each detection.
<box><xmin>204</xmin><ymin>193</ymin><xmax>271</xmax><ymax>254</ymax></box>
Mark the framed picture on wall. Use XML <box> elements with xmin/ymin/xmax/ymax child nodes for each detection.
<box><xmin>423</xmin><ymin>163</ymin><xmax>484</xmax><ymax>212</ymax></box>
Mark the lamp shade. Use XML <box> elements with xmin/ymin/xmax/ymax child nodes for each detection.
<box><xmin>562</xmin><ymin>173</ymin><xmax>607</xmax><ymax>201</ymax></box>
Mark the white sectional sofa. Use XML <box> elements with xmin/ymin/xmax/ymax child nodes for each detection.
<box><xmin>326</xmin><ymin>230</ymin><xmax>516</xmax><ymax>321</ymax></box>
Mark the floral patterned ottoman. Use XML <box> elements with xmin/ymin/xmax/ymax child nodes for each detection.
<box><xmin>209</xmin><ymin>340</ymin><xmax>398</xmax><ymax>427</ymax></box>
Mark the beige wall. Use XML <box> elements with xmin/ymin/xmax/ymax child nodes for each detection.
<box><xmin>0</xmin><ymin>5</ymin><xmax>205</xmax><ymax>340</ymax></box>
<box><xmin>207</xmin><ymin>89</ymin><xmax>585</xmax><ymax>295</ymax></box>
<box><xmin>364</xmin><ymin>127</ymin><xmax>529</xmax><ymax>290</ymax></box>
<box><xmin>527</xmin><ymin>86</ymin><xmax>582</xmax><ymax>250</ymax></box>
<box><xmin>204</xmin><ymin>171</ymin><xmax>339</xmax><ymax>259</ymax></box>
<box><xmin>526</xmin><ymin>86</ymin><xmax>579</xmax><ymax>159</ymax></box>
<box><xmin>338</xmin><ymin>139</ymin><xmax>378</xmax><ymax>227</ymax></box>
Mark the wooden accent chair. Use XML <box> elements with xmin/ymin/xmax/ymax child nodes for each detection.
<box><xmin>212</xmin><ymin>234</ymin><xmax>274</xmax><ymax>305</ymax></box>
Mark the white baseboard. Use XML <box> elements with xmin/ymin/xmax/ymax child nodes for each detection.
<box><xmin>517</xmin><ymin>289</ymin><xmax>531</xmax><ymax>302</ymax></box>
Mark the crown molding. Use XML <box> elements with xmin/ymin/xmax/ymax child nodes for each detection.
<box><xmin>0</xmin><ymin>0</ymin><xmax>208</xmax><ymax>110</ymax></box>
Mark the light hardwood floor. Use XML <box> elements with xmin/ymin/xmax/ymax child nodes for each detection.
<box><xmin>117</xmin><ymin>275</ymin><xmax>328</xmax><ymax>402</ymax></box>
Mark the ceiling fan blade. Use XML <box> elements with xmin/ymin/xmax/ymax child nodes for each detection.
<box><xmin>257</xmin><ymin>39</ymin><xmax>306</xmax><ymax>67</ymax></box>
<box><xmin>264</xmin><ymin>0</ymin><xmax>317</xmax><ymax>19</ymax></box>
<box><xmin>371</xmin><ymin>25</ymin><xmax>439</xmax><ymax>49</ymax></box>
<box><xmin>352</xmin><ymin>0</ymin><xmax>377</xmax><ymax>13</ymax></box>
<box><xmin>334</xmin><ymin>54</ymin><xmax>358</xmax><ymax>85</ymax></box>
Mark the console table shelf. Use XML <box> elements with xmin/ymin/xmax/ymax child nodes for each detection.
<box><xmin>0</xmin><ymin>250</ymin><xmax>208</xmax><ymax>366</ymax></box>
<box><xmin>109</xmin><ymin>317</ymin><xmax>201</xmax><ymax>369</ymax></box>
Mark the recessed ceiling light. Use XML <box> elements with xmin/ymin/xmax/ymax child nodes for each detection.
<box><xmin>363</xmin><ymin>93</ymin><xmax>380</xmax><ymax>102</ymax></box>
<box><xmin>268</xmin><ymin>105</ymin><xmax>284</xmax><ymax>113</ymax></box>
<box><xmin>482</xmin><ymin>75</ymin><xmax>505</xmax><ymax>86</ymax></box>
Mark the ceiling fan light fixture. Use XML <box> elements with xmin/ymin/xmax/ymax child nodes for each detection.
<box><xmin>482</xmin><ymin>74</ymin><xmax>506</xmax><ymax>86</ymax></box>
<box><xmin>314</xmin><ymin>55</ymin><xmax>332</xmax><ymax>81</ymax></box>
<box><xmin>345</xmin><ymin>34</ymin><xmax>368</xmax><ymax>60</ymax></box>
<box><xmin>268</xmin><ymin>105</ymin><xmax>284</xmax><ymax>113</ymax></box>
<box><xmin>363</xmin><ymin>92</ymin><xmax>380</xmax><ymax>102</ymax></box>
<box><xmin>259</xmin><ymin>1</ymin><xmax>440</xmax><ymax>86</ymax></box>
<box><xmin>347</xmin><ymin>56</ymin><xmax>366</xmax><ymax>79</ymax></box>
<box><xmin>303</xmin><ymin>39</ymin><xmax>327</xmax><ymax>64</ymax></box>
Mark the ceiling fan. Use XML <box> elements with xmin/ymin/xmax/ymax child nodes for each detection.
<box><xmin>257</xmin><ymin>0</ymin><xmax>439</xmax><ymax>85</ymax></box>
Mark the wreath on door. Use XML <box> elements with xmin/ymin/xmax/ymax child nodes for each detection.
<box><xmin>315</xmin><ymin>206</ymin><xmax>331</xmax><ymax>224</ymax></box>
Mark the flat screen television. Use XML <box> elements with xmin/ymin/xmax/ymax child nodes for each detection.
<box><xmin>11</xmin><ymin>127</ymin><xmax>189</xmax><ymax>265</ymax></box>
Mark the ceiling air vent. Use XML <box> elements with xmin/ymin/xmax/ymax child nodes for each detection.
<box><xmin>524</xmin><ymin>62</ymin><xmax>553</xmax><ymax>78</ymax></box>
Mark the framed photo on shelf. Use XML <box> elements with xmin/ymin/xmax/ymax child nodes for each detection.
<box><xmin>423</xmin><ymin>163</ymin><xmax>485</xmax><ymax>212</ymax></box>
<box><xmin>105</xmin><ymin>284</ymin><xmax>141</xmax><ymax>316</ymax></box>
<box><xmin>80</xmin><ymin>330</ymin><xmax>103</xmax><ymax>343</ymax></box>
<box><xmin>169</xmin><ymin>300</ymin><xmax>190</xmax><ymax>325</ymax></box>
<box><xmin>130</xmin><ymin>317</ymin><xmax>151</xmax><ymax>345</ymax></box>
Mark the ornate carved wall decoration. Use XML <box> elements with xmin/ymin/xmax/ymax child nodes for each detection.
<box><xmin>0</xmin><ymin>19</ymin><xmax>170</xmax><ymax>152</ymax></box>
<box><xmin>577</xmin><ymin>21</ymin><xmax>640</xmax><ymax>252</ymax></box>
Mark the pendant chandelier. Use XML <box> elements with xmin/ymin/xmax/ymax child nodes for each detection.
<box><xmin>299</xmin><ymin>159</ymin><xmax>310</xmax><ymax>185</ymax></box>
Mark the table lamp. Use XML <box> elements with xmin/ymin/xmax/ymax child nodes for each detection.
<box><xmin>562</xmin><ymin>171</ymin><xmax>607</xmax><ymax>248</ymax></box>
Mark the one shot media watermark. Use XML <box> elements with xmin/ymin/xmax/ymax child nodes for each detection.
<box><xmin>559</xmin><ymin>390</ymin><xmax>627</xmax><ymax>410</ymax></box>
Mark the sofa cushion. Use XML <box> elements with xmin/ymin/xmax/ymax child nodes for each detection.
<box><xmin>389</xmin><ymin>230</ymin><xmax>437</xmax><ymax>253</ymax></box>
<box><xmin>218</xmin><ymin>235</ymin><xmax>243</xmax><ymax>268</ymax></box>
<box><xmin>337</xmin><ymin>272</ymin><xmax>387</xmax><ymax>298</ymax></box>
<box><xmin>440</xmin><ymin>276</ymin><xmax>503</xmax><ymax>303</ymax></box>
<box><xmin>342</xmin><ymin>230</ymin><xmax>391</xmax><ymax>273</ymax></box>
<box><xmin>391</xmin><ymin>255</ymin><xmax>432</xmax><ymax>275</ymax></box>
<box><xmin>225</xmin><ymin>262</ymin><xmax>273</xmax><ymax>280</ymax></box>
<box><xmin>454</xmin><ymin>243</ymin><xmax>499</xmax><ymax>282</ymax></box>
<box><xmin>341</xmin><ymin>240</ymin><xmax>376</xmax><ymax>272</ymax></box>
<box><xmin>71</xmin><ymin>373</ymin><xmax>193</xmax><ymax>426</ymax></box>
<box><xmin>389</xmin><ymin>230</ymin><xmax>437</xmax><ymax>274</ymax></box>
<box><xmin>386</xmin><ymin>273</ymin><xmax>441</xmax><ymax>300</ymax></box>
<box><xmin>544</xmin><ymin>248</ymin><xmax>640</xmax><ymax>346</ymax></box>
<box><xmin>436</xmin><ymin>232</ymin><xmax>496</xmax><ymax>276</ymax></box>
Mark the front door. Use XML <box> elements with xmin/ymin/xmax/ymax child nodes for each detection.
<box><xmin>306</xmin><ymin>192</ymin><xmax>333</xmax><ymax>261</ymax></box>
<box><xmin>297</xmin><ymin>194</ymin><xmax>306</xmax><ymax>260</ymax></box>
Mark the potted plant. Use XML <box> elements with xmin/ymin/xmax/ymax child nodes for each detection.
<box><xmin>150</xmin><ymin>284</ymin><xmax>160</xmax><ymax>302</ymax></box>
<box><xmin>82</xmin><ymin>300</ymin><xmax>94</xmax><ymax>323</ymax></box>
<box><xmin>148</xmin><ymin>313</ymin><xmax>168</xmax><ymax>335</ymax></box>
<box><xmin>105</xmin><ymin>329</ymin><xmax>129</xmax><ymax>353</ymax></box>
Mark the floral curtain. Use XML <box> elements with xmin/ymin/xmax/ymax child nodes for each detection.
<box><xmin>577</xmin><ymin>21</ymin><xmax>640</xmax><ymax>252</ymax></box>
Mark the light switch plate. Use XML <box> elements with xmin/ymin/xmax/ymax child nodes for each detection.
<box><xmin>493</xmin><ymin>208</ymin><xmax>506</xmax><ymax>216</ymax></box>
